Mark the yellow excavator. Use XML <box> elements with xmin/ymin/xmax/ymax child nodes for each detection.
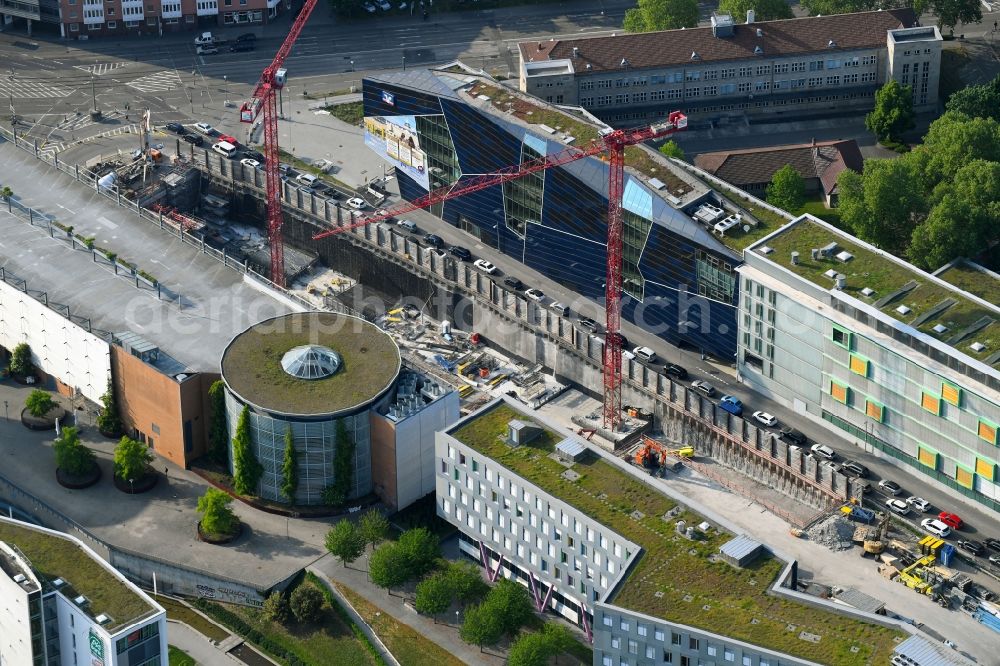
<box><xmin>862</xmin><ymin>512</ymin><xmax>890</xmax><ymax>556</ymax></box>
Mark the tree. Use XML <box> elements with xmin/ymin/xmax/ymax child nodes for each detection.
<box><xmin>0</xmin><ymin>186</ymin><xmax>12</xmax><ymax>201</ymax></box>
<box><xmin>196</xmin><ymin>487</ymin><xmax>238</xmax><ymax>536</ymax></box>
<box><xmin>840</xmin><ymin>157</ymin><xmax>924</xmax><ymax>256</ymax></box>
<box><xmin>800</xmin><ymin>0</ymin><xmax>870</xmax><ymax>16</ymax></box>
<box><xmin>931</xmin><ymin>0</ymin><xmax>981</xmax><ymax>31</ymax></box>
<box><xmin>113</xmin><ymin>436</ymin><xmax>153</xmax><ymax>481</ymax></box>
<box><xmin>9</xmin><ymin>342</ymin><xmax>31</xmax><ymax>377</ymax></box>
<box><xmin>368</xmin><ymin>543</ymin><xmax>409</xmax><ymax>593</ymax></box>
<box><xmin>207</xmin><ymin>380</ymin><xmax>229</xmax><ymax>466</ymax></box>
<box><xmin>508</xmin><ymin>625</ymin><xmax>577</xmax><ymax>666</ymax></box>
<box><xmin>718</xmin><ymin>0</ymin><xmax>792</xmax><ymax>21</ymax></box>
<box><xmin>324</xmin><ymin>520</ymin><xmax>365</xmax><ymax>568</ymax></box>
<box><xmin>766</xmin><ymin>164</ymin><xmax>806</xmax><ymax>212</ymax></box>
<box><xmin>397</xmin><ymin>528</ymin><xmax>439</xmax><ymax>579</ymax></box>
<box><xmin>232</xmin><ymin>406</ymin><xmax>262</xmax><ymax>496</ymax></box>
<box><xmin>946</xmin><ymin>75</ymin><xmax>1000</xmax><ymax>121</ymax></box>
<box><xmin>446</xmin><ymin>561</ymin><xmax>489</xmax><ymax>604</ymax></box>
<box><xmin>916</xmin><ymin>112</ymin><xmax>1000</xmax><ymax>192</ymax></box>
<box><xmin>623</xmin><ymin>0</ymin><xmax>698</xmax><ymax>32</ymax></box>
<box><xmin>53</xmin><ymin>426</ymin><xmax>96</xmax><ymax>476</ymax></box>
<box><xmin>865</xmin><ymin>79</ymin><xmax>914</xmax><ymax>143</ymax></box>
<box><xmin>262</xmin><ymin>591</ymin><xmax>289</xmax><ymax>623</ymax></box>
<box><xmin>488</xmin><ymin>578</ymin><xmax>534</xmax><ymax>636</ymax></box>
<box><xmin>657</xmin><ymin>140</ymin><xmax>685</xmax><ymax>161</ymax></box>
<box><xmin>280</xmin><ymin>427</ymin><xmax>297</xmax><ymax>503</ymax></box>
<box><xmin>414</xmin><ymin>573</ymin><xmax>453</xmax><ymax>620</ymax></box>
<box><xmin>324</xmin><ymin>420</ymin><xmax>355</xmax><ymax>505</ymax></box>
<box><xmin>289</xmin><ymin>584</ymin><xmax>324</xmax><ymax>624</ymax></box>
<box><xmin>95</xmin><ymin>378</ymin><xmax>122</xmax><ymax>436</ymax></box>
<box><xmin>459</xmin><ymin>602</ymin><xmax>503</xmax><ymax>652</ymax></box>
<box><xmin>25</xmin><ymin>390</ymin><xmax>55</xmax><ymax>418</ymax></box>
<box><xmin>358</xmin><ymin>508</ymin><xmax>389</xmax><ymax>553</ymax></box>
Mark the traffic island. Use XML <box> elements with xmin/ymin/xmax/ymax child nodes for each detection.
<box><xmin>56</xmin><ymin>464</ymin><xmax>102</xmax><ymax>490</ymax></box>
<box><xmin>113</xmin><ymin>472</ymin><xmax>159</xmax><ymax>495</ymax></box>
<box><xmin>196</xmin><ymin>520</ymin><xmax>244</xmax><ymax>546</ymax></box>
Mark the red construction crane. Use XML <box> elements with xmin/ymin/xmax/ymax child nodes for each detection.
<box><xmin>239</xmin><ymin>0</ymin><xmax>322</xmax><ymax>287</ymax></box>
<box><xmin>314</xmin><ymin>111</ymin><xmax>688</xmax><ymax>429</ymax></box>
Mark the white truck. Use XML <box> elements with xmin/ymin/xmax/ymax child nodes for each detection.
<box><xmin>194</xmin><ymin>31</ymin><xmax>215</xmax><ymax>46</ymax></box>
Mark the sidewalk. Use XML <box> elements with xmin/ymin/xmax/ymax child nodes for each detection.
<box><xmin>168</xmin><ymin>621</ymin><xmax>243</xmax><ymax>666</ymax></box>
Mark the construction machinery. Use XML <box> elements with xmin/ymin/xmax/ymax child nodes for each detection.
<box><xmin>313</xmin><ymin>113</ymin><xmax>688</xmax><ymax>430</ymax></box>
<box><xmin>634</xmin><ymin>438</ymin><xmax>694</xmax><ymax>469</ymax></box>
<box><xmin>897</xmin><ymin>555</ymin><xmax>944</xmax><ymax>597</ymax></box>
<box><xmin>239</xmin><ymin>0</ymin><xmax>322</xmax><ymax>288</ymax></box>
<box><xmin>862</xmin><ymin>512</ymin><xmax>890</xmax><ymax>556</ymax></box>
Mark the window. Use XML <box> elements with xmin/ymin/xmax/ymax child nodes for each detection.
<box><xmin>619</xmin><ymin>619</ymin><xmax>630</xmax><ymax>631</ymax></box>
<box><xmin>603</xmin><ymin>657</ymin><xmax>613</xmax><ymax>666</ymax></box>
<box><xmin>830</xmin><ymin>379</ymin><xmax>850</xmax><ymax>405</ymax></box>
<box><xmin>633</xmin><ymin>91</ymin><xmax>647</xmax><ymax>103</ymax></box>
<box><xmin>978</xmin><ymin>418</ymin><xmax>998</xmax><ymax>445</ymax></box>
<box><xmin>832</xmin><ymin>325</ymin><xmax>852</xmax><ymax>349</ymax></box>
<box><xmin>603</xmin><ymin>616</ymin><xmax>613</xmax><ymax>627</ymax></box>
<box><xmin>725</xmin><ymin>649</ymin><xmax>735</xmax><ymax>662</ymax></box>
<box><xmin>70</xmin><ymin>22</ymin><xmax>79</xmax><ymax>30</ymax></box>
<box><xmin>865</xmin><ymin>399</ymin><xmax>885</xmax><ymax>422</ymax></box>
<box><xmin>754</xmin><ymin>81</ymin><xmax>769</xmax><ymax>91</ymax></box>
<box><xmin>941</xmin><ymin>382</ymin><xmax>961</xmax><ymax>406</ymax></box>
<box><xmin>920</xmin><ymin>391</ymin><xmax>941</xmax><ymax>415</ymax></box>
<box><xmin>708</xmin><ymin>646</ymin><xmax>718</xmax><ymax>656</ymax></box>
<box><xmin>721</xmin><ymin>68</ymin><xmax>736</xmax><ymax>78</ymax></box>
<box><xmin>666</xmin><ymin>89</ymin><xmax>682</xmax><ymax>99</ymax></box>
<box><xmin>704</xmin><ymin>85</ymin><xmax>717</xmax><ymax>96</ymax></box>
<box><xmin>844</xmin><ymin>57</ymin><xmax>859</xmax><ymax>67</ymax></box>
<box><xmin>862</xmin><ymin>55</ymin><xmax>877</xmax><ymax>65</ymax></box>
<box><xmin>720</xmin><ymin>83</ymin><xmax>736</xmax><ymax>94</ymax></box>
<box><xmin>597</xmin><ymin>80</ymin><xmax>612</xmax><ymax>89</ymax></box>
<box><xmin>738</xmin><ymin>66</ymin><xmax>752</xmax><ymax>77</ymax></box>
<box><xmin>738</xmin><ymin>82</ymin><xmax>751</xmax><ymax>93</ymax></box>
<box><xmin>827</xmin><ymin>75</ymin><xmax>840</xmax><ymax>85</ymax></box>
<box><xmin>808</xmin><ymin>77</ymin><xmax>823</xmax><ymax>87</ymax></box>
<box><xmin>791</xmin><ymin>61</ymin><xmax>806</xmax><ymax>72</ymax></box>
<box><xmin>861</xmin><ymin>72</ymin><xmax>876</xmax><ymax>83</ymax></box>
<box><xmin>849</xmin><ymin>354</ymin><xmax>869</xmax><ymax>377</ymax></box>
<box><xmin>685</xmin><ymin>87</ymin><xmax>700</xmax><ymax>98</ymax></box>
<box><xmin>956</xmin><ymin>464</ymin><xmax>974</xmax><ymax>489</ymax></box>
<box><xmin>107</xmin><ymin>19</ymin><xmax>116</xmax><ymax>26</ymax></box>
<box><xmin>844</xmin><ymin>73</ymin><xmax>859</xmax><ymax>84</ymax></box>
<box><xmin>654</xmin><ymin>629</ymin><xmax>665</xmax><ymax>641</ymax></box>
<box><xmin>977</xmin><ymin>458</ymin><xmax>996</xmax><ymax>481</ymax></box>
<box><xmin>597</xmin><ymin>95</ymin><xmax>612</xmax><ymax>106</ymax></box>
<box><xmin>809</xmin><ymin>60</ymin><xmax>824</xmax><ymax>71</ymax></box>
<box><xmin>637</xmin><ymin>625</ymin><xmax>647</xmax><ymax>637</ymax></box>
<box><xmin>580</xmin><ymin>80</ymin><xmax>595</xmax><ymax>91</ymax></box>
<box><xmin>743</xmin><ymin>657</ymin><xmax>753</xmax><ymax>666</ymax></box>
<box><xmin>650</xmin><ymin>90</ymin><xmax>665</xmax><ymax>101</ymax></box>
<box><xmin>628</xmin><ymin>640</ymin><xmax>638</xmax><ymax>655</ymax></box>
<box><xmin>756</xmin><ymin>65</ymin><xmax>770</xmax><ymax>75</ymax></box>
<box><xmin>704</xmin><ymin>70</ymin><xmax>717</xmax><ymax>80</ymax></box>
<box><xmin>688</xmin><ymin>637</ymin><xmax>699</xmax><ymax>650</ymax></box>
<box><xmin>671</xmin><ymin>632</ymin><xmax>681</xmax><ymax>646</ymax></box>
<box><xmin>774</xmin><ymin>63</ymin><xmax>789</xmax><ymax>73</ymax></box>
<box><xmin>826</xmin><ymin>59</ymin><xmax>841</xmax><ymax>69</ymax></box>
<box><xmin>685</xmin><ymin>70</ymin><xmax>700</xmax><ymax>81</ymax></box>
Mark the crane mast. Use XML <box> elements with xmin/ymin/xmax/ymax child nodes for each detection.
<box><xmin>240</xmin><ymin>0</ymin><xmax>321</xmax><ymax>287</ymax></box>
<box><xmin>314</xmin><ymin>111</ymin><xmax>688</xmax><ymax>429</ymax></box>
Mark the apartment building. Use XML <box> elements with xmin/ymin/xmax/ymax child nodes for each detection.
<box><xmin>0</xmin><ymin>0</ymin><xmax>282</xmax><ymax>37</ymax></box>
<box><xmin>517</xmin><ymin>10</ymin><xmax>940</xmax><ymax>127</ymax></box>
<box><xmin>435</xmin><ymin>397</ymin><xmax>921</xmax><ymax>665</ymax></box>
<box><xmin>0</xmin><ymin>517</ymin><xmax>167</xmax><ymax>666</ymax></box>
<box><xmin>739</xmin><ymin>215</ymin><xmax>1000</xmax><ymax>513</ymax></box>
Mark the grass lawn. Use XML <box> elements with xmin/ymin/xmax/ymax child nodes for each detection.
<box><xmin>327</xmin><ymin>101</ymin><xmax>365</xmax><ymax>126</ymax></box>
<box><xmin>795</xmin><ymin>200</ymin><xmax>844</xmax><ymax>230</ymax></box>
<box><xmin>334</xmin><ymin>582</ymin><xmax>465</xmax><ymax>666</ymax></box>
<box><xmin>157</xmin><ymin>596</ymin><xmax>230</xmax><ymax>642</ymax></box>
<box><xmin>168</xmin><ymin>646</ymin><xmax>196</xmax><ymax>666</ymax></box>
<box><xmin>935</xmin><ymin>260</ymin><xmax>1000</xmax><ymax>307</ymax></box>
<box><xmin>451</xmin><ymin>403</ymin><xmax>904</xmax><ymax>665</ymax></box>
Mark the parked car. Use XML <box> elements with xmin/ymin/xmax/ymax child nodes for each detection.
<box><xmin>578</xmin><ymin>316</ymin><xmax>599</xmax><ymax>332</ymax></box>
<box><xmin>841</xmin><ymin>461</ymin><xmax>868</xmax><ymax>478</ymax></box>
<box><xmin>548</xmin><ymin>301</ymin><xmax>569</xmax><ymax>317</ymax></box>
<box><xmin>166</xmin><ymin>122</ymin><xmax>186</xmax><ymax>134</ymax></box>
<box><xmin>196</xmin><ymin>45</ymin><xmax>219</xmax><ymax>55</ymax></box>
<box><xmin>876</xmin><ymin>479</ymin><xmax>901</xmax><ymax>496</ymax></box>
<box><xmin>525</xmin><ymin>288</ymin><xmax>545</xmax><ymax>302</ymax></box>
<box><xmin>473</xmin><ymin>259</ymin><xmax>496</xmax><ymax>274</ymax></box>
<box><xmin>938</xmin><ymin>512</ymin><xmax>963</xmax><ymax>530</ymax></box>
<box><xmin>503</xmin><ymin>276</ymin><xmax>524</xmax><ymax>290</ymax></box>
<box><xmin>298</xmin><ymin>186</ymin><xmax>316</xmax><ymax>195</ymax></box>
<box><xmin>182</xmin><ymin>134</ymin><xmax>204</xmax><ymax>146</ymax></box>
<box><xmin>230</xmin><ymin>42</ymin><xmax>255</xmax><ymax>52</ymax></box>
<box><xmin>240</xmin><ymin>158</ymin><xmax>260</xmax><ymax>169</ymax></box>
<box><xmin>423</xmin><ymin>233</ymin><xmax>444</xmax><ymax>249</ymax></box>
<box><xmin>346</xmin><ymin>197</ymin><xmax>367</xmax><ymax>210</ymax></box>
<box><xmin>449</xmin><ymin>245</ymin><xmax>472</xmax><ymax>261</ymax></box>
<box><xmin>632</xmin><ymin>346</ymin><xmax>657</xmax><ymax>363</ymax></box>
<box><xmin>809</xmin><ymin>443</ymin><xmax>835</xmax><ymax>461</ymax></box>
<box><xmin>958</xmin><ymin>540</ymin><xmax>984</xmax><ymax>556</ymax></box>
<box><xmin>397</xmin><ymin>219</ymin><xmax>418</xmax><ymax>233</ymax></box>
<box><xmin>990</xmin><ymin>554</ymin><xmax>1000</xmax><ymax>567</ymax></box>
<box><xmin>296</xmin><ymin>172</ymin><xmax>318</xmax><ymax>186</ymax></box>
<box><xmin>377</xmin><ymin>0</ymin><xmax>391</xmax><ymax>8</ymax></box>
<box><xmin>218</xmin><ymin>134</ymin><xmax>239</xmax><ymax>147</ymax></box>
<box><xmin>194</xmin><ymin>31</ymin><xmax>214</xmax><ymax>45</ymax></box>
<box><xmin>235</xmin><ymin>32</ymin><xmax>257</xmax><ymax>42</ymax></box>
<box><xmin>194</xmin><ymin>122</ymin><xmax>214</xmax><ymax>135</ymax></box>
<box><xmin>242</xmin><ymin>149</ymin><xmax>265</xmax><ymax>162</ymax></box>
<box><xmin>921</xmin><ymin>518</ymin><xmax>951</xmax><ymax>538</ymax></box>
<box><xmin>985</xmin><ymin>537</ymin><xmax>1000</xmax><ymax>552</ymax></box>
<box><xmin>662</xmin><ymin>363</ymin><xmax>688</xmax><ymax>380</ymax></box>
<box><xmin>885</xmin><ymin>498</ymin><xmax>910</xmax><ymax>515</ymax></box>
<box><xmin>362</xmin><ymin>1</ymin><xmax>377</xmax><ymax>11</ymax></box>
<box><xmin>779</xmin><ymin>428</ymin><xmax>807</xmax><ymax>446</ymax></box>
<box><xmin>906</xmin><ymin>496</ymin><xmax>931</xmax><ymax>513</ymax></box>
<box><xmin>752</xmin><ymin>411</ymin><xmax>778</xmax><ymax>428</ymax></box>
<box><xmin>718</xmin><ymin>395</ymin><xmax>743</xmax><ymax>416</ymax></box>
<box><xmin>691</xmin><ymin>380</ymin><xmax>716</xmax><ymax>397</ymax></box>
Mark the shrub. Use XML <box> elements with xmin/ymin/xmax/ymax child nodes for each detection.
<box><xmin>289</xmin><ymin>584</ymin><xmax>323</xmax><ymax>624</ymax></box>
<box><xmin>53</xmin><ymin>426</ymin><xmax>96</xmax><ymax>476</ymax></box>
<box><xmin>324</xmin><ymin>520</ymin><xmax>365</xmax><ymax>567</ymax></box>
<box><xmin>9</xmin><ymin>343</ymin><xmax>32</xmax><ymax>377</ymax></box>
<box><xmin>197</xmin><ymin>487</ymin><xmax>238</xmax><ymax>536</ymax></box>
<box><xmin>25</xmin><ymin>389</ymin><xmax>55</xmax><ymax>418</ymax></box>
<box><xmin>207</xmin><ymin>380</ymin><xmax>229</xmax><ymax>466</ymax></box>
<box><xmin>232</xmin><ymin>406</ymin><xmax>262</xmax><ymax>496</ymax></box>
<box><xmin>95</xmin><ymin>379</ymin><xmax>122</xmax><ymax>435</ymax></box>
<box><xmin>113</xmin><ymin>435</ymin><xmax>153</xmax><ymax>481</ymax></box>
<box><xmin>261</xmin><ymin>591</ymin><xmax>289</xmax><ymax>623</ymax></box>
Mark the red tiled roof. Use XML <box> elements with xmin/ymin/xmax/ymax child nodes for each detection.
<box><xmin>694</xmin><ymin>139</ymin><xmax>864</xmax><ymax>195</ymax></box>
<box><xmin>520</xmin><ymin>9</ymin><xmax>915</xmax><ymax>72</ymax></box>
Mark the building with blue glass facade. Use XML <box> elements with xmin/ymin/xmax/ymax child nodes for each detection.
<box><xmin>361</xmin><ymin>69</ymin><xmax>741</xmax><ymax>359</ymax></box>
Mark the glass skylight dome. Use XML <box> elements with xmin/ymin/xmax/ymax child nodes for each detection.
<box><xmin>280</xmin><ymin>345</ymin><xmax>342</xmax><ymax>380</ymax></box>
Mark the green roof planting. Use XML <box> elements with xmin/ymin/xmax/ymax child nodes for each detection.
<box><xmin>760</xmin><ymin>218</ymin><xmax>1000</xmax><ymax>366</ymax></box>
<box><xmin>450</xmin><ymin>402</ymin><xmax>903</xmax><ymax>665</ymax></box>
<box><xmin>0</xmin><ymin>520</ymin><xmax>156</xmax><ymax>632</ymax></box>
<box><xmin>936</xmin><ymin>261</ymin><xmax>1000</xmax><ymax>314</ymax></box>
<box><xmin>221</xmin><ymin>312</ymin><xmax>401</xmax><ymax>417</ymax></box>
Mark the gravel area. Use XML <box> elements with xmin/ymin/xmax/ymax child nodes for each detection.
<box><xmin>806</xmin><ymin>514</ymin><xmax>857</xmax><ymax>552</ymax></box>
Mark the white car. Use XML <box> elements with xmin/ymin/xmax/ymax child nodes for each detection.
<box><xmin>885</xmin><ymin>498</ymin><xmax>910</xmax><ymax>515</ymax></box>
<box><xmin>346</xmin><ymin>197</ymin><xmax>366</xmax><ymax>210</ymax></box>
<box><xmin>194</xmin><ymin>122</ymin><xmax>214</xmax><ymax>135</ymax></box>
<box><xmin>525</xmin><ymin>288</ymin><xmax>545</xmax><ymax>302</ymax></box>
<box><xmin>194</xmin><ymin>31</ymin><xmax>214</xmax><ymax>45</ymax></box>
<box><xmin>752</xmin><ymin>411</ymin><xmax>778</xmax><ymax>428</ymax></box>
<box><xmin>377</xmin><ymin>0</ymin><xmax>391</xmax><ymax>8</ymax></box>
<box><xmin>622</xmin><ymin>349</ymin><xmax>635</xmax><ymax>360</ymax></box>
<box><xmin>240</xmin><ymin>158</ymin><xmax>260</xmax><ymax>169</ymax></box>
<box><xmin>921</xmin><ymin>518</ymin><xmax>951</xmax><ymax>538</ymax></box>
<box><xmin>810</xmin><ymin>443</ymin><xmax>835</xmax><ymax>461</ymax></box>
<box><xmin>473</xmin><ymin>259</ymin><xmax>497</xmax><ymax>274</ymax></box>
<box><xmin>906</xmin><ymin>496</ymin><xmax>931</xmax><ymax>512</ymax></box>
<box><xmin>362</xmin><ymin>1</ymin><xmax>376</xmax><ymax>11</ymax></box>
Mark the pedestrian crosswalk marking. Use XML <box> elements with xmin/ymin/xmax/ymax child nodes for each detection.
<box><xmin>0</xmin><ymin>78</ymin><xmax>72</xmax><ymax>99</ymax></box>
<box><xmin>38</xmin><ymin>124</ymin><xmax>139</xmax><ymax>161</ymax></box>
<box><xmin>73</xmin><ymin>62</ymin><xmax>129</xmax><ymax>76</ymax></box>
<box><xmin>127</xmin><ymin>70</ymin><xmax>183</xmax><ymax>94</ymax></box>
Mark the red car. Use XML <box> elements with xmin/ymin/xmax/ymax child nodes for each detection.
<box><xmin>218</xmin><ymin>134</ymin><xmax>239</xmax><ymax>147</ymax></box>
<box><xmin>938</xmin><ymin>511</ymin><xmax>963</xmax><ymax>529</ymax></box>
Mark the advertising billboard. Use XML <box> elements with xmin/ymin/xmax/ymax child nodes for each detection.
<box><xmin>364</xmin><ymin>115</ymin><xmax>429</xmax><ymax>190</ymax></box>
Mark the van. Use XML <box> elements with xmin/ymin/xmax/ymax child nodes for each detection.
<box><xmin>296</xmin><ymin>173</ymin><xmax>318</xmax><ymax>186</ymax></box>
<box><xmin>396</xmin><ymin>219</ymin><xmax>418</xmax><ymax>232</ymax></box>
<box><xmin>211</xmin><ymin>141</ymin><xmax>237</xmax><ymax>158</ymax></box>
<box><xmin>632</xmin><ymin>346</ymin><xmax>657</xmax><ymax>363</ymax></box>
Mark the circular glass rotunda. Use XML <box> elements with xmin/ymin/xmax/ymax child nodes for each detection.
<box><xmin>220</xmin><ymin>312</ymin><xmax>402</xmax><ymax>505</ymax></box>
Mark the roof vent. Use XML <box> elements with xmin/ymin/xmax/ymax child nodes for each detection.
<box><xmin>836</xmin><ymin>251</ymin><xmax>853</xmax><ymax>262</ymax></box>
<box><xmin>572</xmin><ymin>47</ymin><xmax>579</xmax><ymax>58</ymax></box>
<box><xmin>932</xmin><ymin>324</ymin><xmax>948</xmax><ymax>334</ymax></box>
<box><xmin>13</xmin><ymin>574</ymin><xmax>26</xmax><ymax>583</ymax></box>
<box><xmin>896</xmin><ymin>305</ymin><xmax>911</xmax><ymax>316</ymax></box>
<box><xmin>756</xmin><ymin>27</ymin><xmax>763</xmax><ymax>37</ymax></box>
<box><xmin>834</xmin><ymin>274</ymin><xmax>846</xmax><ymax>290</ymax></box>
<box><xmin>52</xmin><ymin>578</ymin><xmax>65</xmax><ymax>588</ymax></box>
<box><xmin>74</xmin><ymin>595</ymin><xmax>89</xmax><ymax>606</ymax></box>
<box><xmin>791</xmin><ymin>251</ymin><xmax>800</xmax><ymax>265</ymax></box>
<box><xmin>690</xmin><ymin>51</ymin><xmax>700</xmax><ymax>60</ymax></box>
<box><xmin>95</xmin><ymin>614</ymin><xmax>111</xmax><ymax>625</ymax></box>
<box><xmin>860</xmin><ymin>287</ymin><xmax>875</xmax><ymax>297</ymax></box>
<box><xmin>970</xmin><ymin>342</ymin><xmax>986</xmax><ymax>352</ymax></box>
<box><xmin>754</xmin><ymin>45</ymin><xmax>763</xmax><ymax>55</ymax></box>
<box><xmin>747</xmin><ymin>9</ymin><xmax>755</xmax><ymax>23</ymax></box>
<box><xmin>828</xmin><ymin>39</ymin><xmax>837</xmax><ymax>48</ymax></box>
<box><xmin>620</xmin><ymin>57</ymin><xmax>629</xmax><ymax>68</ymax></box>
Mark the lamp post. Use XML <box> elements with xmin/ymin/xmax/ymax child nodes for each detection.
<box><xmin>350</xmin><ymin>59</ymin><xmax>355</xmax><ymax>72</ymax></box>
<box><xmin>223</xmin><ymin>74</ymin><xmax>228</xmax><ymax>101</ymax></box>
<box><xmin>3</xmin><ymin>400</ymin><xmax>8</xmax><ymax>420</ymax></box>
<box><xmin>402</xmin><ymin>55</ymin><xmax>406</xmax><ymax>71</ymax></box>
<box><xmin>129</xmin><ymin>478</ymin><xmax>134</xmax><ymax>494</ymax></box>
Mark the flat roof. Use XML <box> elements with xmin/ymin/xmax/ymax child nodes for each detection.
<box><xmin>0</xmin><ymin>519</ymin><xmax>157</xmax><ymax>633</ymax></box>
<box><xmin>221</xmin><ymin>312</ymin><xmax>401</xmax><ymax>417</ymax></box>
<box><xmin>519</xmin><ymin>9</ymin><xmax>916</xmax><ymax>73</ymax></box>
<box><xmin>448</xmin><ymin>400</ymin><xmax>902</xmax><ymax>664</ymax></box>
<box><xmin>934</xmin><ymin>260</ymin><xmax>1000</xmax><ymax>314</ymax></box>
<box><xmin>753</xmin><ymin>216</ymin><xmax>1000</xmax><ymax>368</ymax></box>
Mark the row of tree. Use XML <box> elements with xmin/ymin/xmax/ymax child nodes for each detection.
<box><xmin>54</xmin><ymin>427</ymin><xmax>153</xmax><ymax>481</ymax></box>
<box><xmin>623</xmin><ymin>0</ymin><xmax>981</xmax><ymax>33</ymax></box>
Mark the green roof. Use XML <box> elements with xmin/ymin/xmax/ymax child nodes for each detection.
<box><xmin>221</xmin><ymin>312</ymin><xmax>401</xmax><ymax>416</ymax></box>
<box><xmin>0</xmin><ymin>520</ymin><xmax>156</xmax><ymax>632</ymax></box>
<box><xmin>936</xmin><ymin>260</ymin><xmax>1000</xmax><ymax>314</ymax></box>
<box><xmin>450</xmin><ymin>402</ymin><xmax>903</xmax><ymax>665</ymax></box>
<box><xmin>761</xmin><ymin>218</ymin><xmax>1000</xmax><ymax>366</ymax></box>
